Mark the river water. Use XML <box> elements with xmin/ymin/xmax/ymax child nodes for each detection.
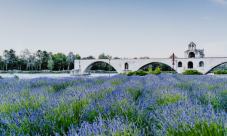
<box><xmin>0</xmin><ymin>73</ymin><xmax>118</xmax><ymax>78</ymax></box>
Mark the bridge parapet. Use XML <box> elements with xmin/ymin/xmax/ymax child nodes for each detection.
<box><xmin>74</xmin><ymin>57</ymin><xmax>227</xmax><ymax>75</ymax></box>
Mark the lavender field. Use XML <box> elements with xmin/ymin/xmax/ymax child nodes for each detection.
<box><xmin>0</xmin><ymin>74</ymin><xmax>227</xmax><ymax>135</ymax></box>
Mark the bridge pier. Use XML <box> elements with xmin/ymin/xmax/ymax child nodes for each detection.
<box><xmin>70</xmin><ymin>69</ymin><xmax>81</xmax><ymax>76</ymax></box>
<box><xmin>121</xmin><ymin>69</ymin><xmax>132</xmax><ymax>74</ymax></box>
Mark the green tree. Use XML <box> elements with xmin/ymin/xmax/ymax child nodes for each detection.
<box><xmin>0</xmin><ymin>56</ymin><xmax>4</xmax><ymax>70</ymax></box>
<box><xmin>82</xmin><ymin>55</ymin><xmax>95</xmax><ymax>60</ymax></box>
<box><xmin>36</xmin><ymin>50</ymin><xmax>44</xmax><ymax>70</ymax></box>
<box><xmin>114</xmin><ymin>57</ymin><xmax>120</xmax><ymax>59</ymax></box>
<box><xmin>66</xmin><ymin>52</ymin><xmax>76</xmax><ymax>70</ymax></box>
<box><xmin>20</xmin><ymin>49</ymin><xmax>30</xmax><ymax>70</ymax></box>
<box><xmin>140</xmin><ymin>56</ymin><xmax>150</xmax><ymax>59</ymax></box>
<box><xmin>87</xmin><ymin>55</ymin><xmax>95</xmax><ymax>59</ymax></box>
<box><xmin>7</xmin><ymin>49</ymin><xmax>17</xmax><ymax>70</ymax></box>
<box><xmin>51</xmin><ymin>53</ymin><xmax>67</xmax><ymax>70</ymax></box>
<box><xmin>98</xmin><ymin>53</ymin><xmax>112</xmax><ymax>59</ymax></box>
<box><xmin>47</xmin><ymin>60</ymin><xmax>54</xmax><ymax>70</ymax></box>
<box><xmin>17</xmin><ymin>56</ymin><xmax>24</xmax><ymax>70</ymax></box>
<box><xmin>27</xmin><ymin>54</ymin><xmax>36</xmax><ymax>71</ymax></box>
<box><xmin>42</xmin><ymin>51</ymin><xmax>49</xmax><ymax>70</ymax></box>
<box><xmin>75</xmin><ymin>54</ymin><xmax>81</xmax><ymax>59</ymax></box>
<box><xmin>3</xmin><ymin>50</ymin><xmax>10</xmax><ymax>70</ymax></box>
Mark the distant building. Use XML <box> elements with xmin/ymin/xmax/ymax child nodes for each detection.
<box><xmin>184</xmin><ymin>42</ymin><xmax>205</xmax><ymax>58</ymax></box>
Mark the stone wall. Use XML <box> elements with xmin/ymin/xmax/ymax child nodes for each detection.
<box><xmin>75</xmin><ymin>58</ymin><xmax>227</xmax><ymax>75</ymax></box>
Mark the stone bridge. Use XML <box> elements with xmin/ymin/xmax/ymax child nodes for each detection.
<box><xmin>74</xmin><ymin>57</ymin><xmax>227</xmax><ymax>75</ymax></box>
<box><xmin>73</xmin><ymin>42</ymin><xmax>227</xmax><ymax>75</ymax></box>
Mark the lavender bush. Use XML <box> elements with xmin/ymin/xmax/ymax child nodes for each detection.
<box><xmin>0</xmin><ymin>74</ymin><xmax>227</xmax><ymax>135</ymax></box>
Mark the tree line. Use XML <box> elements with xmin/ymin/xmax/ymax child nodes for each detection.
<box><xmin>0</xmin><ymin>50</ymin><xmax>116</xmax><ymax>71</ymax></box>
<box><xmin>0</xmin><ymin>49</ymin><xmax>171</xmax><ymax>71</ymax></box>
<box><xmin>0</xmin><ymin>49</ymin><xmax>74</xmax><ymax>71</ymax></box>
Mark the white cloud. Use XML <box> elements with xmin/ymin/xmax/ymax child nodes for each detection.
<box><xmin>203</xmin><ymin>16</ymin><xmax>212</xmax><ymax>20</ymax></box>
<box><xmin>212</xmin><ymin>0</ymin><xmax>227</xmax><ymax>5</ymax></box>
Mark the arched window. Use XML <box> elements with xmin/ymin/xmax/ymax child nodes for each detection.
<box><xmin>178</xmin><ymin>62</ymin><xmax>182</xmax><ymax>67</ymax></box>
<box><xmin>189</xmin><ymin>52</ymin><xmax>195</xmax><ymax>58</ymax></box>
<box><xmin>199</xmin><ymin>61</ymin><xmax>204</xmax><ymax>67</ymax></box>
<box><xmin>125</xmin><ymin>63</ymin><xmax>128</xmax><ymax>70</ymax></box>
<box><xmin>188</xmin><ymin>61</ymin><xmax>193</xmax><ymax>69</ymax></box>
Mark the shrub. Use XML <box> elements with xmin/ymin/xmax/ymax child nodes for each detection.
<box><xmin>136</xmin><ymin>70</ymin><xmax>147</xmax><ymax>76</ymax></box>
<box><xmin>223</xmin><ymin>70</ymin><xmax>227</xmax><ymax>74</ymax></box>
<box><xmin>154</xmin><ymin>66</ymin><xmax>162</xmax><ymax>75</ymax></box>
<box><xmin>213</xmin><ymin>70</ymin><xmax>227</xmax><ymax>75</ymax></box>
<box><xmin>216</xmin><ymin>70</ymin><xmax>222</xmax><ymax>74</ymax></box>
<box><xmin>120</xmin><ymin>72</ymin><xmax>127</xmax><ymax>75</ymax></box>
<box><xmin>52</xmin><ymin>71</ymin><xmax>61</xmax><ymax>74</ymax></box>
<box><xmin>182</xmin><ymin>70</ymin><xmax>203</xmax><ymax>75</ymax></box>
<box><xmin>14</xmin><ymin>75</ymin><xmax>19</xmax><ymax>79</ymax></box>
<box><xmin>148</xmin><ymin>68</ymin><xmax>153</xmax><ymax>74</ymax></box>
<box><xmin>147</xmin><ymin>67</ymin><xmax>162</xmax><ymax>75</ymax></box>
<box><xmin>127</xmin><ymin>70</ymin><xmax>147</xmax><ymax>76</ymax></box>
<box><xmin>127</xmin><ymin>67</ymin><xmax>163</xmax><ymax>76</ymax></box>
<box><xmin>127</xmin><ymin>71</ymin><xmax>134</xmax><ymax>76</ymax></box>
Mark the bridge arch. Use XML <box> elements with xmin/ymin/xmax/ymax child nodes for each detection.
<box><xmin>137</xmin><ymin>62</ymin><xmax>176</xmax><ymax>72</ymax></box>
<box><xmin>204</xmin><ymin>61</ymin><xmax>227</xmax><ymax>74</ymax></box>
<box><xmin>83</xmin><ymin>61</ymin><xmax>117</xmax><ymax>74</ymax></box>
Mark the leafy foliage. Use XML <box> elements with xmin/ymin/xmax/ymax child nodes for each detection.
<box><xmin>153</xmin><ymin>66</ymin><xmax>162</xmax><ymax>75</ymax></box>
<box><xmin>98</xmin><ymin>53</ymin><xmax>112</xmax><ymax>59</ymax></box>
<box><xmin>182</xmin><ymin>70</ymin><xmax>203</xmax><ymax>75</ymax></box>
<box><xmin>140</xmin><ymin>62</ymin><xmax>172</xmax><ymax>71</ymax></box>
<box><xmin>127</xmin><ymin>70</ymin><xmax>147</xmax><ymax>76</ymax></box>
<box><xmin>127</xmin><ymin>67</ymin><xmax>162</xmax><ymax>76</ymax></box>
<box><xmin>148</xmin><ymin>68</ymin><xmax>153</xmax><ymax>74</ymax></box>
<box><xmin>214</xmin><ymin>70</ymin><xmax>227</xmax><ymax>74</ymax></box>
<box><xmin>51</xmin><ymin>53</ymin><xmax>67</xmax><ymax>70</ymax></box>
<box><xmin>82</xmin><ymin>55</ymin><xmax>95</xmax><ymax>60</ymax></box>
<box><xmin>47</xmin><ymin>60</ymin><xmax>54</xmax><ymax>70</ymax></box>
<box><xmin>66</xmin><ymin>52</ymin><xmax>76</xmax><ymax>70</ymax></box>
<box><xmin>75</xmin><ymin>54</ymin><xmax>81</xmax><ymax>59</ymax></box>
<box><xmin>0</xmin><ymin>49</ymin><xmax>118</xmax><ymax>71</ymax></box>
<box><xmin>114</xmin><ymin>57</ymin><xmax>120</xmax><ymax>59</ymax></box>
<box><xmin>14</xmin><ymin>75</ymin><xmax>19</xmax><ymax>78</ymax></box>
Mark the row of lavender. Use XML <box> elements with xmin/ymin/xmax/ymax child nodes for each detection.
<box><xmin>0</xmin><ymin>74</ymin><xmax>227</xmax><ymax>135</ymax></box>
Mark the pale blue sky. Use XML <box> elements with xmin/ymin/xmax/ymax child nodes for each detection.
<box><xmin>0</xmin><ymin>0</ymin><xmax>227</xmax><ymax>58</ymax></box>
